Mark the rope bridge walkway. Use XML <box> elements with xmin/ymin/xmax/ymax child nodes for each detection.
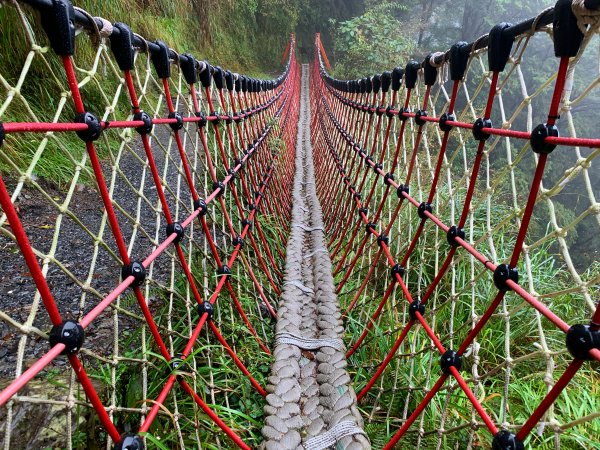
<box><xmin>0</xmin><ymin>0</ymin><xmax>598</xmax><ymax>449</ymax></box>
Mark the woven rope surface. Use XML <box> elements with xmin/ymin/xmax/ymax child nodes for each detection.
<box><xmin>261</xmin><ymin>65</ymin><xmax>370</xmax><ymax>450</ymax></box>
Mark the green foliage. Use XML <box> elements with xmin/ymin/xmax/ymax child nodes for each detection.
<box><xmin>330</xmin><ymin>2</ymin><xmax>415</xmax><ymax>78</ymax></box>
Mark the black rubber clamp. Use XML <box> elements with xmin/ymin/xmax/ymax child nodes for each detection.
<box><xmin>391</xmin><ymin>66</ymin><xmax>404</xmax><ymax>91</ymax></box>
<box><xmin>168</xmin><ymin>111</ymin><xmax>184</xmax><ymax>131</ymax></box>
<box><xmin>194</xmin><ymin>198</ymin><xmax>208</xmax><ymax>216</ymax></box>
<box><xmin>449</xmin><ymin>41</ymin><xmax>471</xmax><ymax>81</ymax></box>
<box><xmin>121</xmin><ymin>261</ymin><xmax>146</xmax><ymax>287</ymax></box>
<box><xmin>114</xmin><ymin>433</ymin><xmax>145</xmax><ymax>450</ymax></box>
<box><xmin>488</xmin><ymin>23</ymin><xmax>514</xmax><ymax>73</ymax></box>
<box><xmin>384</xmin><ymin>172</ymin><xmax>395</xmax><ymax>185</ymax></box>
<box><xmin>493</xmin><ymin>264</ymin><xmax>518</xmax><ymax>291</ymax></box>
<box><xmin>74</xmin><ymin>112</ymin><xmax>103</xmax><ymax>142</ymax></box>
<box><xmin>40</xmin><ymin>0</ymin><xmax>76</xmax><ymax>56</ymax></box>
<box><xmin>398</xmin><ymin>107</ymin><xmax>410</xmax><ymax>121</ymax></box>
<box><xmin>472</xmin><ymin>117</ymin><xmax>492</xmax><ymax>141</ymax></box>
<box><xmin>530</xmin><ymin>123</ymin><xmax>558</xmax><ymax>154</ymax></box>
<box><xmin>418</xmin><ymin>202</ymin><xmax>432</xmax><ymax>219</ymax></box>
<box><xmin>150</xmin><ymin>40</ymin><xmax>171</xmax><ymax>79</ymax></box>
<box><xmin>358</xmin><ymin>207</ymin><xmax>368</xmax><ymax>216</ymax></box>
<box><xmin>365</xmin><ymin>222</ymin><xmax>377</xmax><ymax>233</ymax></box>
<box><xmin>446</xmin><ymin>225</ymin><xmax>465</xmax><ymax>246</ymax></box>
<box><xmin>553</xmin><ymin>0</ymin><xmax>584</xmax><ymax>57</ymax></box>
<box><xmin>385</xmin><ymin>105</ymin><xmax>395</xmax><ymax>118</ymax></box>
<box><xmin>491</xmin><ymin>431</ymin><xmax>524</xmax><ymax>450</ymax></box>
<box><xmin>405</xmin><ymin>60</ymin><xmax>420</xmax><ymax>90</ymax></box>
<box><xmin>565</xmin><ymin>324</ymin><xmax>600</xmax><ymax>360</ymax></box>
<box><xmin>373</xmin><ymin>163</ymin><xmax>383</xmax><ymax>173</ymax></box>
<box><xmin>49</xmin><ymin>320</ymin><xmax>84</xmax><ymax>355</ymax></box>
<box><xmin>381</xmin><ymin>71</ymin><xmax>392</xmax><ymax>92</ymax></box>
<box><xmin>377</xmin><ymin>234</ymin><xmax>389</xmax><ymax>247</ymax></box>
<box><xmin>440</xmin><ymin>349</ymin><xmax>462</xmax><ymax>374</ymax></box>
<box><xmin>409</xmin><ymin>300</ymin><xmax>425</xmax><ymax>320</ymax></box>
<box><xmin>133</xmin><ymin>111</ymin><xmax>153</xmax><ymax>135</ymax></box>
<box><xmin>199</xmin><ymin>61</ymin><xmax>212</xmax><ymax>88</ymax></box>
<box><xmin>179</xmin><ymin>53</ymin><xmax>197</xmax><ymax>84</ymax></box>
<box><xmin>439</xmin><ymin>112</ymin><xmax>456</xmax><ymax>132</ymax></box>
<box><xmin>242</xmin><ymin>218</ymin><xmax>253</xmax><ymax>230</ymax></box>
<box><xmin>423</xmin><ymin>54</ymin><xmax>438</xmax><ymax>86</ymax></box>
<box><xmin>110</xmin><ymin>23</ymin><xmax>135</xmax><ymax>71</ymax></box>
<box><xmin>166</xmin><ymin>222</ymin><xmax>185</xmax><ymax>243</ymax></box>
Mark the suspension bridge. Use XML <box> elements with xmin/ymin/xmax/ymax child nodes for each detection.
<box><xmin>0</xmin><ymin>0</ymin><xmax>598</xmax><ymax>449</ymax></box>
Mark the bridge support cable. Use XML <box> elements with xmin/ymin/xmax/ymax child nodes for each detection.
<box><xmin>261</xmin><ymin>65</ymin><xmax>370</xmax><ymax>450</ymax></box>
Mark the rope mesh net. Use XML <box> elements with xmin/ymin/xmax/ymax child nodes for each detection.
<box><xmin>0</xmin><ymin>0</ymin><xmax>598</xmax><ymax>449</ymax></box>
<box><xmin>313</xmin><ymin>3</ymin><xmax>599</xmax><ymax>448</ymax></box>
<box><xmin>0</xmin><ymin>1</ymin><xmax>297</xmax><ymax>448</ymax></box>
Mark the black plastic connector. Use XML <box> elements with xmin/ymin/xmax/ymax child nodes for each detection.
<box><xmin>472</xmin><ymin>117</ymin><xmax>492</xmax><ymax>141</ymax></box>
<box><xmin>381</xmin><ymin>71</ymin><xmax>392</xmax><ymax>92</ymax></box>
<box><xmin>150</xmin><ymin>40</ymin><xmax>171</xmax><ymax>79</ymax></box>
<box><xmin>391</xmin><ymin>263</ymin><xmax>405</xmax><ymax>281</ymax></box>
<box><xmin>493</xmin><ymin>264</ymin><xmax>518</xmax><ymax>291</ymax></box>
<box><xmin>385</xmin><ymin>105</ymin><xmax>395</xmax><ymax>118</ymax></box>
<box><xmin>217</xmin><ymin>264</ymin><xmax>231</xmax><ymax>278</ymax></box>
<box><xmin>488</xmin><ymin>23</ymin><xmax>514</xmax><ymax>72</ymax></box>
<box><xmin>133</xmin><ymin>111</ymin><xmax>153</xmax><ymax>135</ymax></box>
<box><xmin>439</xmin><ymin>112</ymin><xmax>456</xmax><ymax>132</ymax></box>
<box><xmin>168</xmin><ymin>112</ymin><xmax>184</xmax><ymax>131</ymax></box>
<box><xmin>398</xmin><ymin>107</ymin><xmax>410</xmax><ymax>121</ymax></box>
<box><xmin>212</xmin><ymin>181</ymin><xmax>225</xmax><ymax>197</ymax></box>
<box><xmin>110</xmin><ymin>23</ymin><xmax>135</xmax><ymax>71</ymax></box>
<box><xmin>114</xmin><ymin>433</ymin><xmax>145</xmax><ymax>450</ymax></box>
<box><xmin>423</xmin><ymin>54</ymin><xmax>438</xmax><ymax>86</ymax></box>
<box><xmin>449</xmin><ymin>41</ymin><xmax>471</xmax><ymax>81</ymax></box>
<box><xmin>405</xmin><ymin>60</ymin><xmax>420</xmax><ymax>89</ymax></box>
<box><xmin>565</xmin><ymin>324</ymin><xmax>600</xmax><ymax>360</ymax></box>
<box><xmin>195</xmin><ymin>111</ymin><xmax>207</xmax><ymax>128</ymax></box>
<box><xmin>194</xmin><ymin>198</ymin><xmax>208</xmax><ymax>216</ymax></box>
<box><xmin>40</xmin><ymin>0</ymin><xmax>76</xmax><ymax>56</ymax></box>
<box><xmin>213</xmin><ymin>66</ymin><xmax>224</xmax><ymax>90</ymax></box>
<box><xmin>166</xmin><ymin>222</ymin><xmax>185</xmax><ymax>243</ymax></box>
<box><xmin>491</xmin><ymin>430</ymin><xmax>524</xmax><ymax>450</ymax></box>
<box><xmin>372</xmin><ymin>75</ymin><xmax>381</xmax><ymax>92</ymax></box>
<box><xmin>373</xmin><ymin>163</ymin><xmax>383</xmax><ymax>173</ymax></box>
<box><xmin>415</xmin><ymin>109</ymin><xmax>428</xmax><ymax>126</ymax></box>
<box><xmin>530</xmin><ymin>123</ymin><xmax>559</xmax><ymax>154</ymax></box>
<box><xmin>232</xmin><ymin>235</ymin><xmax>245</xmax><ymax>249</ymax></box>
<box><xmin>553</xmin><ymin>0</ymin><xmax>584</xmax><ymax>57</ymax></box>
<box><xmin>242</xmin><ymin>218</ymin><xmax>253</xmax><ymax>230</ymax></box>
<box><xmin>365</xmin><ymin>222</ymin><xmax>376</xmax><ymax>233</ymax></box>
<box><xmin>121</xmin><ymin>261</ymin><xmax>146</xmax><ymax>287</ymax></box>
<box><xmin>74</xmin><ymin>112</ymin><xmax>102</xmax><ymax>142</ymax></box>
<box><xmin>225</xmin><ymin>70</ymin><xmax>234</xmax><ymax>91</ymax></box>
<box><xmin>358</xmin><ymin>207</ymin><xmax>368</xmax><ymax>216</ymax></box>
<box><xmin>377</xmin><ymin>234</ymin><xmax>389</xmax><ymax>247</ymax></box>
<box><xmin>180</xmin><ymin>53</ymin><xmax>197</xmax><ymax>84</ymax></box>
<box><xmin>49</xmin><ymin>320</ymin><xmax>84</xmax><ymax>355</ymax></box>
<box><xmin>198</xmin><ymin>301</ymin><xmax>214</xmax><ymax>319</ymax></box>
<box><xmin>384</xmin><ymin>172</ymin><xmax>395</xmax><ymax>185</ymax></box>
<box><xmin>391</xmin><ymin>66</ymin><xmax>404</xmax><ymax>91</ymax></box>
<box><xmin>396</xmin><ymin>184</ymin><xmax>409</xmax><ymax>198</ymax></box>
<box><xmin>409</xmin><ymin>300</ymin><xmax>425</xmax><ymax>320</ymax></box>
<box><xmin>418</xmin><ymin>202</ymin><xmax>432</xmax><ymax>219</ymax></box>
<box><xmin>199</xmin><ymin>61</ymin><xmax>212</xmax><ymax>88</ymax></box>
<box><xmin>446</xmin><ymin>225</ymin><xmax>465</xmax><ymax>246</ymax></box>
<box><xmin>440</xmin><ymin>349</ymin><xmax>462</xmax><ymax>374</ymax></box>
